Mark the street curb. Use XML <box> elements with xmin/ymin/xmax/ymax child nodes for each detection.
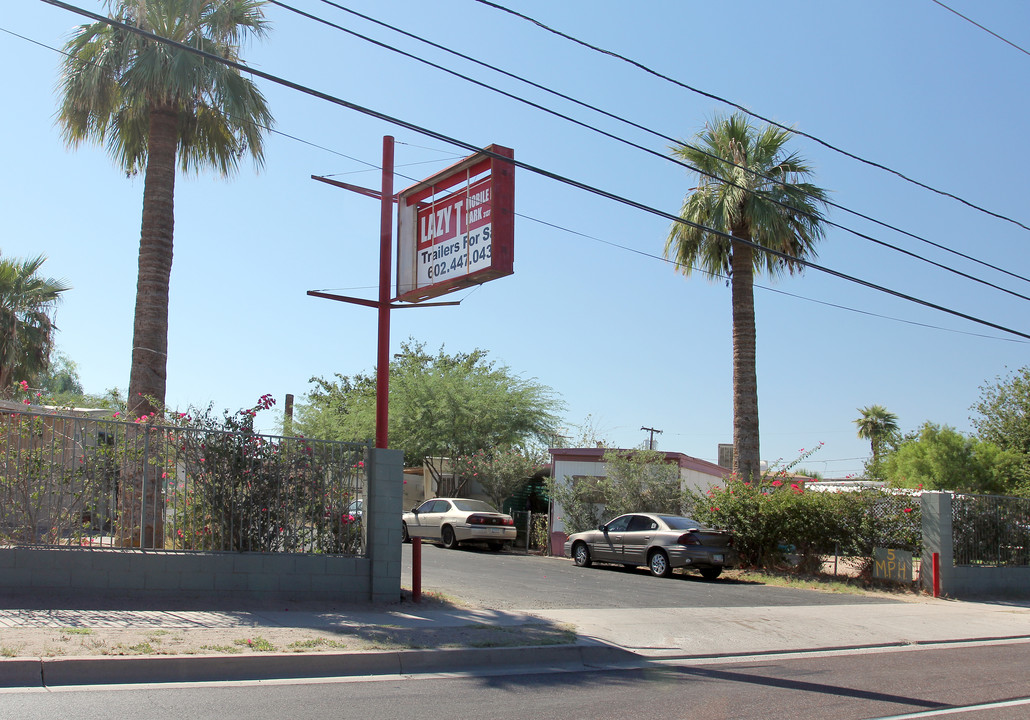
<box><xmin>1</xmin><ymin>643</ymin><xmax>639</xmax><ymax>688</ymax></box>
<box><xmin>0</xmin><ymin>659</ymin><xmax>41</xmax><ymax>688</ymax></box>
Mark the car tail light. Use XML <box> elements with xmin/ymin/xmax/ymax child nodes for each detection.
<box><xmin>677</xmin><ymin>532</ymin><xmax>702</xmax><ymax>546</ymax></box>
<box><xmin>467</xmin><ymin>514</ymin><xmax>514</xmax><ymax>526</ymax></box>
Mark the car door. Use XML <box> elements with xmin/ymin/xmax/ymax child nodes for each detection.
<box><xmin>420</xmin><ymin>499</ymin><xmax>451</xmax><ymax>542</ymax></box>
<box><xmin>594</xmin><ymin>515</ymin><xmax>632</xmax><ymax>562</ymax></box>
<box><xmin>622</xmin><ymin>515</ymin><xmax>659</xmax><ymax>565</ymax></box>
<box><xmin>407</xmin><ymin>500</ymin><xmax>444</xmax><ymax>540</ymax></box>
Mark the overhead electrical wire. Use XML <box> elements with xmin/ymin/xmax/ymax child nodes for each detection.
<box><xmin>515</xmin><ymin>213</ymin><xmax>1028</xmax><ymax>344</ymax></box>
<box><xmin>931</xmin><ymin>0</ymin><xmax>1030</xmax><ymax>58</ymax></box>
<box><xmin>11</xmin><ymin>19</ymin><xmax>1007</xmax><ymax>346</ymax></box>
<box><xmin>29</xmin><ymin>1</ymin><xmax>1029</xmax><ymax>307</ymax></box>
<box><xmin>270</xmin><ymin>0</ymin><xmax>1030</xmax><ymax>304</ymax></box>
<box><xmin>296</xmin><ymin>132</ymin><xmax>1026</xmax><ymax>344</ymax></box>
<box><xmin>305</xmin><ymin>0</ymin><xmax>1030</xmax><ymax>292</ymax></box>
<box><xmin>474</xmin><ymin>0</ymin><xmax>1030</xmax><ymax>236</ymax></box>
<box><xmin>35</xmin><ymin>0</ymin><xmax>1030</xmax><ymax>342</ymax></box>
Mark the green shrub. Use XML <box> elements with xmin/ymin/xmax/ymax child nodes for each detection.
<box><xmin>689</xmin><ymin>481</ymin><xmax>921</xmax><ymax>570</ymax></box>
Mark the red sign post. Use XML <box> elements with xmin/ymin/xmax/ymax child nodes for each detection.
<box><xmin>308</xmin><ymin>141</ymin><xmax>516</xmax><ymax>605</ymax></box>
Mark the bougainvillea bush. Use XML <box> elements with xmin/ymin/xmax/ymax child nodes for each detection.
<box><xmin>163</xmin><ymin>395</ymin><xmax>365</xmax><ymax>554</ymax></box>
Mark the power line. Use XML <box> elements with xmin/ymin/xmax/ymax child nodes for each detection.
<box><xmin>515</xmin><ymin>213</ymin><xmax>1029</xmax><ymax>344</ymax></box>
<box><xmin>272</xmin><ymin>0</ymin><xmax>1030</xmax><ymax>303</ymax></box>
<box><xmin>474</xmin><ymin>0</ymin><xmax>1030</xmax><ymax>236</ymax></box>
<box><xmin>930</xmin><ymin>0</ymin><xmax>1030</xmax><ymax>58</ymax></box>
<box><xmin>36</xmin><ymin>0</ymin><xmax>1030</xmax><ymax>342</ymax></box>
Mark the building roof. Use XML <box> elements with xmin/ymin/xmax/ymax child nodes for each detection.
<box><xmin>548</xmin><ymin>447</ymin><xmax>728</xmax><ymax>478</ymax></box>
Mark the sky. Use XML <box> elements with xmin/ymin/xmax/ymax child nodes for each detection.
<box><xmin>3</xmin><ymin>0</ymin><xmax>1030</xmax><ymax>479</ymax></box>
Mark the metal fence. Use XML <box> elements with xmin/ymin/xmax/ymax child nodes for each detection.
<box><xmin>511</xmin><ymin>511</ymin><xmax>550</xmax><ymax>553</ymax></box>
<box><xmin>0</xmin><ymin>408</ymin><xmax>369</xmax><ymax>555</ymax></box>
<box><xmin>953</xmin><ymin>493</ymin><xmax>1030</xmax><ymax>567</ymax></box>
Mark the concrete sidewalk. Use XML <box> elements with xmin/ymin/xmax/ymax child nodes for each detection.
<box><xmin>2</xmin><ymin>596</ymin><xmax>1029</xmax><ymax>688</ymax></box>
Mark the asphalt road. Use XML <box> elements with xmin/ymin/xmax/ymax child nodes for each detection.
<box><xmin>4</xmin><ymin>641</ymin><xmax>1028</xmax><ymax>719</ymax></box>
<box><xmin>402</xmin><ymin>541</ymin><xmax>902</xmax><ymax>609</ymax></box>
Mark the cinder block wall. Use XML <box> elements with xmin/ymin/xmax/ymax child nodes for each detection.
<box><xmin>0</xmin><ymin>448</ymin><xmax>404</xmax><ymax>604</ymax></box>
<box><xmin>0</xmin><ymin>547</ymin><xmax>372</xmax><ymax>603</ymax></box>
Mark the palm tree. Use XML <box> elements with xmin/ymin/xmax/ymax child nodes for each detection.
<box><xmin>855</xmin><ymin>405</ymin><xmax>899</xmax><ymax>467</ymax></box>
<box><xmin>0</xmin><ymin>254</ymin><xmax>71</xmax><ymax>391</ymax></box>
<box><xmin>57</xmin><ymin>0</ymin><xmax>274</xmax><ymax>419</ymax></box>
<box><xmin>665</xmin><ymin>113</ymin><xmax>829</xmax><ymax>483</ymax></box>
<box><xmin>57</xmin><ymin>0</ymin><xmax>273</xmax><ymax>548</ymax></box>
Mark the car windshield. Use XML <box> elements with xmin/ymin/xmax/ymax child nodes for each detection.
<box><xmin>451</xmin><ymin>500</ymin><xmax>498</xmax><ymax>513</ymax></box>
<box><xmin>659</xmin><ymin>515</ymin><xmax>708</xmax><ymax>530</ymax></box>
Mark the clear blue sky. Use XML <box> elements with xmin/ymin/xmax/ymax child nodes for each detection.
<box><xmin>3</xmin><ymin>1</ymin><xmax>1029</xmax><ymax>478</ymax></box>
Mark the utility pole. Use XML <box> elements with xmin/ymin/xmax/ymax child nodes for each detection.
<box><xmin>641</xmin><ymin>426</ymin><xmax>663</xmax><ymax>450</ymax></box>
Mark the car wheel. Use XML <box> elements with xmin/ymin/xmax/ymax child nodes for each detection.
<box><xmin>649</xmin><ymin>549</ymin><xmax>672</xmax><ymax>578</ymax></box>
<box><xmin>572</xmin><ymin>542</ymin><xmax>592</xmax><ymax>567</ymax></box>
<box><xmin>441</xmin><ymin>525</ymin><xmax>459</xmax><ymax>549</ymax></box>
<box><xmin>700</xmin><ymin>567</ymin><xmax>723</xmax><ymax>581</ymax></box>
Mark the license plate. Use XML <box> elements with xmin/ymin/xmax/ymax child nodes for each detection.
<box><xmin>712</xmin><ymin>554</ymin><xmax>724</xmax><ymax>563</ymax></box>
<box><xmin>488</xmin><ymin>528</ymin><xmax>501</xmax><ymax>534</ymax></box>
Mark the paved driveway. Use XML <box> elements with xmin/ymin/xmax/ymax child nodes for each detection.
<box><xmin>401</xmin><ymin>542</ymin><xmax>901</xmax><ymax>610</ymax></box>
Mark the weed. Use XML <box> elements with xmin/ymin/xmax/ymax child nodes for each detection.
<box><xmin>234</xmin><ymin>636</ymin><xmax>276</xmax><ymax>652</ymax></box>
<box><xmin>287</xmin><ymin>637</ymin><xmax>346</xmax><ymax>651</ymax></box>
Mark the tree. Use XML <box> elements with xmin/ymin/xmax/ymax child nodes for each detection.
<box><xmin>884</xmin><ymin>422</ymin><xmax>1023</xmax><ymax>495</ymax></box>
<box><xmin>0</xmin><ymin>254</ymin><xmax>71</xmax><ymax>391</ymax></box>
<box><xmin>855</xmin><ymin>404</ymin><xmax>899</xmax><ymax>475</ymax></box>
<box><xmin>451</xmin><ymin>447</ymin><xmax>545</xmax><ymax>511</ymax></box>
<box><xmin>972</xmin><ymin>367</ymin><xmax>1030</xmax><ymax>457</ymax></box>
<box><xmin>57</xmin><ymin>0</ymin><xmax>273</xmax><ymax>419</ymax></box>
<box><xmin>600</xmin><ymin>448</ymin><xmax>685</xmax><ymax>518</ymax></box>
<box><xmin>297</xmin><ymin>339</ymin><xmax>565</xmax><ymax>493</ymax></box>
<box><xmin>665</xmin><ymin>113</ymin><xmax>829</xmax><ymax>483</ymax></box>
<box><xmin>37</xmin><ymin>352</ymin><xmax>84</xmax><ymax>398</ymax></box>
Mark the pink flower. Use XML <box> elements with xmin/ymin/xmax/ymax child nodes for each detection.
<box><xmin>18</xmin><ymin>380</ymin><xmax>28</xmax><ymax>391</ymax></box>
<box><xmin>113</xmin><ymin>412</ymin><xmax>121</xmax><ymax>418</ymax></box>
<box><xmin>903</xmin><ymin>508</ymin><xmax>913</xmax><ymax>513</ymax></box>
<box><xmin>22</xmin><ymin>399</ymin><xmax>30</xmax><ymax>405</ymax></box>
<box><xmin>771</xmin><ymin>480</ymin><xmax>783</xmax><ymax>487</ymax></box>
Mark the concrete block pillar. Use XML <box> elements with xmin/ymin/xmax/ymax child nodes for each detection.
<box><xmin>920</xmin><ymin>491</ymin><xmax>953</xmax><ymax>594</ymax></box>
<box><xmin>366</xmin><ymin>447</ymin><xmax>403</xmax><ymax>603</ymax></box>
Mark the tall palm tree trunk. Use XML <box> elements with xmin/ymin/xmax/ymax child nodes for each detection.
<box><xmin>127</xmin><ymin>105</ymin><xmax>177</xmax><ymax>419</ymax></box>
<box><xmin>730</xmin><ymin>238</ymin><xmax>761</xmax><ymax>483</ymax></box>
<box><xmin>119</xmin><ymin>104</ymin><xmax>176</xmax><ymax>548</ymax></box>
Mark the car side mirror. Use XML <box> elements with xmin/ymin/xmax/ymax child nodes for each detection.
<box><xmin>599</xmin><ymin>525</ymin><xmax>606</xmax><ymax>532</ymax></box>
<box><xmin>411</xmin><ymin>507</ymin><xmax>419</xmax><ymax>514</ymax></box>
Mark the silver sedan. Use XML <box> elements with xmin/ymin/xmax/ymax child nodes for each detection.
<box><xmin>564</xmin><ymin>513</ymin><xmax>738</xmax><ymax>579</ymax></box>
<box><xmin>402</xmin><ymin>498</ymin><xmax>516</xmax><ymax>551</ymax></box>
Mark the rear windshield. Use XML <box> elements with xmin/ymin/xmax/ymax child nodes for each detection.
<box><xmin>659</xmin><ymin>515</ymin><xmax>708</xmax><ymax>530</ymax></box>
<box><xmin>452</xmin><ymin>500</ymin><xmax>499</xmax><ymax>513</ymax></box>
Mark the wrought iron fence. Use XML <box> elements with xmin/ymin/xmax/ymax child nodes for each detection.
<box><xmin>953</xmin><ymin>493</ymin><xmax>1030</xmax><ymax>566</ymax></box>
<box><xmin>0</xmin><ymin>408</ymin><xmax>369</xmax><ymax>555</ymax></box>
